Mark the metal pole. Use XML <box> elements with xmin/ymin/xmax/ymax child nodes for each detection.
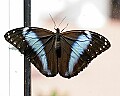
<box><xmin>24</xmin><ymin>0</ymin><xmax>31</xmax><ymax>96</ymax></box>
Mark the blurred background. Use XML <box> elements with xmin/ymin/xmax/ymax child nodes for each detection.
<box><xmin>0</xmin><ymin>0</ymin><xmax>120</xmax><ymax>96</ymax></box>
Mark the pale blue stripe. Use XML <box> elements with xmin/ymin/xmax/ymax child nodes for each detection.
<box><xmin>67</xmin><ymin>31</ymin><xmax>92</xmax><ymax>75</ymax></box>
<box><xmin>22</xmin><ymin>28</ymin><xmax>51</xmax><ymax>75</ymax></box>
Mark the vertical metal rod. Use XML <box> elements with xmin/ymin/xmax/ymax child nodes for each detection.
<box><xmin>24</xmin><ymin>0</ymin><xmax>31</xmax><ymax>96</ymax></box>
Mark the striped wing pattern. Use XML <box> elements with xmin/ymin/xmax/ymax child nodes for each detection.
<box><xmin>4</xmin><ymin>27</ymin><xmax>111</xmax><ymax>78</ymax></box>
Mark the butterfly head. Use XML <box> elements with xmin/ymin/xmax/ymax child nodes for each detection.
<box><xmin>55</xmin><ymin>28</ymin><xmax>60</xmax><ymax>34</ymax></box>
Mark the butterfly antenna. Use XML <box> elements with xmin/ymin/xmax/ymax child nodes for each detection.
<box><xmin>61</xmin><ymin>23</ymin><xmax>69</xmax><ymax>32</ymax></box>
<box><xmin>58</xmin><ymin>17</ymin><xmax>66</xmax><ymax>28</ymax></box>
<box><xmin>49</xmin><ymin>13</ymin><xmax>57</xmax><ymax>29</ymax></box>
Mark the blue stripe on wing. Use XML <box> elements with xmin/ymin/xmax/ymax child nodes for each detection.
<box><xmin>22</xmin><ymin>28</ymin><xmax>51</xmax><ymax>75</ymax></box>
<box><xmin>66</xmin><ymin>31</ymin><xmax>92</xmax><ymax>75</ymax></box>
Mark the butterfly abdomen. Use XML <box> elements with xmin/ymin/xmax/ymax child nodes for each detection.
<box><xmin>55</xmin><ymin>41</ymin><xmax>61</xmax><ymax>58</ymax></box>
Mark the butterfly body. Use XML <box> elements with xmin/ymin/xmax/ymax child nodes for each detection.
<box><xmin>55</xmin><ymin>28</ymin><xmax>61</xmax><ymax>58</ymax></box>
<box><xmin>4</xmin><ymin>27</ymin><xmax>111</xmax><ymax>78</ymax></box>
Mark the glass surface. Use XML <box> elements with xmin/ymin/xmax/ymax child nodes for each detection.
<box><xmin>1</xmin><ymin>0</ymin><xmax>120</xmax><ymax>96</ymax></box>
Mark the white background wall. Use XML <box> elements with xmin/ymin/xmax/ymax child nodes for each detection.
<box><xmin>0</xmin><ymin>0</ymin><xmax>24</xmax><ymax>96</ymax></box>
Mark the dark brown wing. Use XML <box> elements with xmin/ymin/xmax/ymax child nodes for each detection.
<box><xmin>58</xmin><ymin>30</ymin><xmax>111</xmax><ymax>78</ymax></box>
<box><xmin>4</xmin><ymin>27</ymin><xmax>58</xmax><ymax>77</ymax></box>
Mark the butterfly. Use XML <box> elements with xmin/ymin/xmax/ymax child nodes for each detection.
<box><xmin>4</xmin><ymin>27</ymin><xmax>111</xmax><ymax>78</ymax></box>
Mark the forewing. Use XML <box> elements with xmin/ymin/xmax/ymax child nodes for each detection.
<box><xmin>4</xmin><ymin>27</ymin><xmax>58</xmax><ymax>77</ymax></box>
<box><xmin>59</xmin><ymin>30</ymin><xmax>111</xmax><ymax>78</ymax></box>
